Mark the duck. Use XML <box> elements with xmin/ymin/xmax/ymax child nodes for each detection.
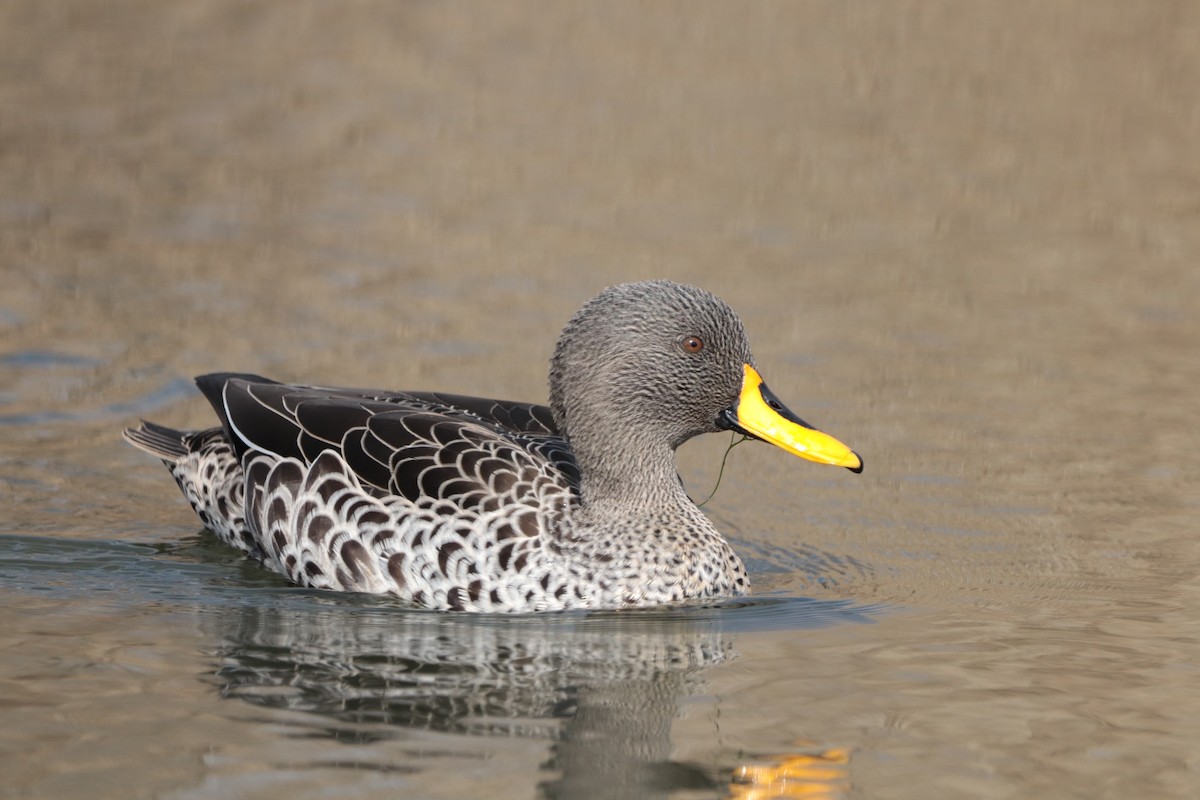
<box><xmin>124</xmin><ymin>280</ymin><xmax>861</xmax><ymax>612</ymax></box>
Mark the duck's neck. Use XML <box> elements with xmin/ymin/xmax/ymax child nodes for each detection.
<box><xmin>572</xmin><ymin>434</ymin><xmax>695</xmax><ymax>513</ymax></box>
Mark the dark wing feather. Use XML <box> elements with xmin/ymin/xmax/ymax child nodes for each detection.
<box><xmin>195</xmin><ymin>373</ymin><xmax>280</xmax><ymax>461</ymax></box>
<box><xmin>520</xmin><ymin>434</ymin><xmax>581</xmax><ymax>488</ymax></box>
<box><xmin>365</xmin><ymin>411</ymin><xmax>566</xmax><ymax>509</ymax></box>
<box><xmin>222</xmin><ymin>380</ymin><xmax>305</xmax><ymax>461</ymax></box>
<box><xmin>193</xmin><ymin>374</ymin><xmax>578</xmax><ymax>504</ymax></box>
<box><xmin>391</xmin><ymin>392</ymin><xmax>560</xmax><ymax>435</ymax></box>
<box><xmin>293</xmin><ymin>399</ymin><xmax>373</xmax><ymax>464</ymax></box>
<box><xmin>340</xmin><ymin>426</ymin><xmax>394</xmax><ymax>494</ymax></box>
<box><xmin>326</xmin><ymin>389</ymin><xmax>560</xmax><ymax>437</ymax></box>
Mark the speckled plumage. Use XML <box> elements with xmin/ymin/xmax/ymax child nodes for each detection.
<box><xmin>124</xmin><ymin>280</ymin><xmax>858</xmax><ymax>612</ymax></box>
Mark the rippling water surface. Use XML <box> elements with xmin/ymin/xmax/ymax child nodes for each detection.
<box><xmin>3</xmin><ymin>3</ymin><xmax>1199</xmax><ymax>798</ymax></box>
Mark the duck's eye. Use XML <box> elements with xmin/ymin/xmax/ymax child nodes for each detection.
<box><xmin>681</xmin><ymin>335</ymin><xmax>704</xmax><ymax>353</ymax></box>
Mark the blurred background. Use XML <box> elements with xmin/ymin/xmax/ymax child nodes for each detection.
<box><xmin>2</xmin><ymin>3</ymin><xmax>1198</xmax><ymax>798</ymax></box>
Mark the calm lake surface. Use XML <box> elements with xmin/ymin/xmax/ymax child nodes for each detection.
<box><xmin>2</xmin><ymin>3</ymin><xmax>1199</xmax><ymax>798</ymax></box>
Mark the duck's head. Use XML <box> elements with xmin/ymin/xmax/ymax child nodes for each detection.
<box><xmin>548</xmin><ymin>280</ymin><xmax>862</xmax><ymax>484</ymax></box>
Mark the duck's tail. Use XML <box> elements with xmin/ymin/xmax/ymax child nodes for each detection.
<box><xmin>122</xmin><ymin>421</ymin><xmax>191</xmax><ymax>462</ymax></box>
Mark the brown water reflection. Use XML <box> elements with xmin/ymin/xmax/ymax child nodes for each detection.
<box><xmin>3</xmin><ymin>2</ymin><xmax>1200</xmax><ymax>798</ymax></box>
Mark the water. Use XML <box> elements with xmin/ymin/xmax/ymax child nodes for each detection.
<box><xmin>3</xmin><ymin>2</ymin><xmax>1200</xmax><ymax>798</ymax></box>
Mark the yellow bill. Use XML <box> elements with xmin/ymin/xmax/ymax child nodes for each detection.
<box><xmin>719</xmin><ymin>364</ymin><xmax>863</xmax><ymax>473</ymax></box>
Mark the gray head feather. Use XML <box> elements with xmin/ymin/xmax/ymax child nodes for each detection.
<box><xmin>548</xmin><ymin>280</ymin><xmax>754</xmax><ymax>504</ymax></box>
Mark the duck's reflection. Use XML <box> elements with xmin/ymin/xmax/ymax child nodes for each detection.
<box><xmin>202</xmin><ymin>596</ymin><xmax>871</xmax><ymax>798</ymax></box>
